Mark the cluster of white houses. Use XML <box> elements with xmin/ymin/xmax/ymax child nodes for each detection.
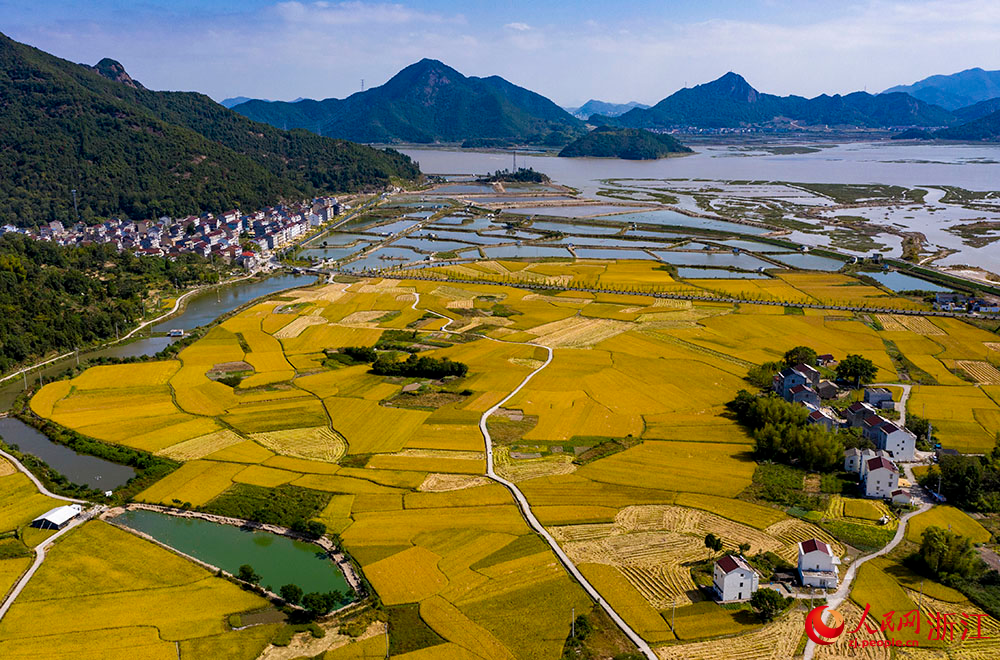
<box><xmin>0</xmin><ymin>197</ymin><xmax>342</xmax><ymax>267</ymax></box>
<box><xmin>713</xmin><ymin>538</ymin><xmax>840</xmax><ymax>602</ymax></box>
<box><xmin>775</xmin><ymin>362</ymin><xmax>916</xmax><ymax>503</ymax></box>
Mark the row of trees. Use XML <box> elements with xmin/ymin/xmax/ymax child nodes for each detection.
<box><xmin>236</xmin><ymin>565</ymin><xmax>351</xmax><ymax>617</ymax></box>
<box><xmin>920</xmin><ymin>439</ymin><xmax>1000</xmax><ymax>511</ymax></box>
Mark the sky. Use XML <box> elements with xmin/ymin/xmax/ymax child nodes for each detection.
<box><xmin>3</xmin><ymin>0</ymin><xmax>999</xmax><ymax>106</ymax></box>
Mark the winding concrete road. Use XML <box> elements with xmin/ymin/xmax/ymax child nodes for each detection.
<box><xmin>802</xmin><ymin>494</ymin><xmax>932</xmax><ymax>660</ymax></box>
<box><xmin>409</xmin><ymin>293</ymin><xmax>657</xmax><ymax>660</ymax></box>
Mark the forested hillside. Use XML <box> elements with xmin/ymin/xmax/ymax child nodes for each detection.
<box><xmin>0</xmin><ymin>234</ymin><xmax>226</xmax><ymax>373</ymax></box>
<box><xmin>558</xmin><ymin>126</ymin><xmax>691</xmax><ymax>159</ymax></box>
<box><xmin>0</xmin><ymin>33</ymin><xmax>419</xmax><ymax>227</ymax></box>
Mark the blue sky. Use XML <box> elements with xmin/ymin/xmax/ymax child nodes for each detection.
<box><xmin>3</xmin><ymin>1</ymin><xmax>998</xmax><ymax>105</ymax></box>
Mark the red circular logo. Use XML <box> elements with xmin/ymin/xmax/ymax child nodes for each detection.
<box><xmin>805</xmin><ymin>605</ymin><xmax>845</xmax><ymax>645</ymax></box>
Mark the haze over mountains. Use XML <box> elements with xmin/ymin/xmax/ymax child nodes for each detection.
<box><xmin>564</xmin><ymin>100</ymin><xmax>649</xmax><ymax>120</ymax></box>
<box><xmin>230</xmin><ymin>62</ymin><xmax>1000</xmax><ymax>144</ymax></box>
<box><xmin>0</xmin><ymin>33</ymin><xmax>418</xmax><ymax>227</ymax></box>
<box><xmin>883</xmin><ymin>68</ymin><xmax>1000</xmax><ymax>111</ymax></box>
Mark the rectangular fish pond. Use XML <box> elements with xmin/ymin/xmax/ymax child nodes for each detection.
<box><xmin>112</xmin><ymin>509</ymin><xmax>351</xmax><ymax>596</ymax></box>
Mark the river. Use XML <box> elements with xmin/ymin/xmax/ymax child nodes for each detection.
<box><xmin>0</xmin><ymin>274</ymin><xmax>313</xmax><ymax>411</ymax></box>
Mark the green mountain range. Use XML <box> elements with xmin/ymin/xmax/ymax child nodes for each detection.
<box><xmin>0</xmin><ymin>33</ymin><xmax>419</xmax><ymax>227</ymax></box>
<box><xmin>232</xmin><ymin>59</ymin><xmax>584</xmax><ymax>145</ymax></box>
<box><xmin>598</xmin><ymin>72</ymin><xmax>957</xmax><ymax>129</ymax></box>
<box><xmin>558</xmin><ymin>126</ymin><xmax>691</xmax><ymax>159</ymax></box>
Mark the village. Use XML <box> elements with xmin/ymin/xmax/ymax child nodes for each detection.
<box><xmin>712</xmin><ymin>357</ymin><xmax>927</xmax><ymax>606</ymax></box>
<box><xmin>0</xmin><ymin>196</ymin><xmax>343</xmax><ymax>270</ymax></box>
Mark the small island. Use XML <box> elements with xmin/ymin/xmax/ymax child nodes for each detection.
<box><xmin>558</xmin><ymin>125</ymin><xmax>692</xmax><ymax>160</ymax></box>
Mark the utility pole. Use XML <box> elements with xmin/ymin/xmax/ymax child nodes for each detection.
<box><xmin>23</xmin><ymin>370</ymin><xmax>28</xmax><ymax>390</ymax></box>
<box><xmin>571</xmin><ymin>607</ymin><xmax>575</xmax><ymax>638</ymax></box>
<box><xmin>384</xmin><ymin>620</ymin><xmax>389</xmax><ymax>658</ymax></box>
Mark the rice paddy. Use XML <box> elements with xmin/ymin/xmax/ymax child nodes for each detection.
<box><xmin>21</xmin><ymin>261</ymin><xmax>1000</xmax><ymax>657</ymax></box>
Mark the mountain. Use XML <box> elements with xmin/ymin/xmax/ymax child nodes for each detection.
<box><xmin>600</xmin><ymin>72</ymin><xmax>955</xmax><ymax>130</ymax></box>
<box><xmin>558</xmin><ymin>126</ymin><xmax>691</xmax><ymax>159</ymax></box>
<box><xmin>232</xmin><ymin>59</ymin><xmax>584</xmax><ymax>144</ymax></box>
<box><xmin>883</xmin><ymin>68</ymin><xmax>1000</xmax><ymax>111</ymax></box>
<box><xmin>953</xmin><ymin>97</ymin><xmax>1000</xmax><ymax>123</ymax></box>
<box><xmin>565</xmin><ymin>99</ymin><xmax>648</xmax><ymax>120</ymax></box>
<box><xmin>0</xmin><ymin>32</ymin><xmax>419</xmax><ymax>227</ymax></box>
<box><xmin>934</xmin><ymin>109</ymin><xmax>1000</xmax><ymax>141</ymax></box>
<box><xmin>220</xmin><ymin>96</ymin><xmax>260</xmax><ymax>108</ymax></box>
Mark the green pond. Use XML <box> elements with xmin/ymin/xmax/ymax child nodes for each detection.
<box><xmin>113</xmin><ymin>509</ymin><xmax>350</xmax><ymax>595</ymax></box>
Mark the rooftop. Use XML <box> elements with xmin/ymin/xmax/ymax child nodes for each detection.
<box><xmin>799</xmin><ymin>538</ymin><xmax>832</xmax><ymax>556</ymax></box>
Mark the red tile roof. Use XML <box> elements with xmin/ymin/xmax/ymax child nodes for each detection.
<box><xmin>866</xmin><ymin>456</ymin><xmax>897</xmax><ymax>473</ymax></box>
<box><xmin>716</xmin><ymin>555</ymin><xmax>752</xmax><ymax>574</ymax></box>
<box><xmin>799</xmin><ymin>539</ymin><xmax>831</xmax><ymax>555</ymax></box>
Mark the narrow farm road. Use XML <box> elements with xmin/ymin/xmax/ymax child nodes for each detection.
<box><xmin>802</xmin><ymin>498</ymin><xmax>932</xmax><ymax>660</ymax></box>
<box><xmin>409</xmin><ymin>292</ymin><xmax>658</xmax><ymax>660</ymax></box>
<box><xmin>872</xmin><ymin>382</ymin><xmax>912</xmax><ymax>428</ymax></box>
<box><xmin>0</xmin><ymin>510</ymin><xmax>93</xmax><ymax>622</ymax></box>
<box><xmin>0</xmin><ymin>447</ymin><xmax>85</xmax><ymax>504</ymax></box>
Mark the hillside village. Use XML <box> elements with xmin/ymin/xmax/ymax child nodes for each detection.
<box><xmin>0</xmin><ymin>196</ymin><xmax>343</xmax><ymax>269</ymax></box>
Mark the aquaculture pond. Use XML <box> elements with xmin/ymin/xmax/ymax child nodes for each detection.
<box><xmin>506</xmin><ymin>205</ymin><xmax>647</xmax><ymax>217</ymax></box>
<box><xmin>0</xmin><ymin>417</ymin><xmax>136</xmax><ymax>489</ymax></box>
<box><xmin>613</xmin><ymin>210</ymin><xmax>772</xmax><ymax>236</ymax></box>
<box><xmin>483</xmin><ymin>245</ymin><xmax>573</xmax><ymax>259</ymax></box>
<box><xmin>650</xmin><ymin>251</ymin><xmax>775</xmax><ymax>269</ymax></box>
<box><xmin>867</xmin><ymin>271</ymin><xmax>951</xmax><ymax>293</ymax></box>
<box><xmin>529</xmin><ymin>221</ymin><xmax>625</xmax><ymax>235</ymax></box>
<box><xmin>344</xmin><ymin>246</ymin><xmax>426</xmax><ymax>271</ymax></box>
<box><xmin>299</xmin><ymin>245</ymin><xmax>369</xmax><ymax>262</ymax></box>
<box><xmin>573</xmin><ymin>248</ymin><xmax>657</xmax><ymax>260</ymax></box>
<box><xmin>113</xmin><ymin>509</ymin><xmax>350</xmax><ymax>595</ymax></box>
<box><xmin>771</xmin><ymin>252</ymin><xmax>845</xmax><ymax>271</ymax></box>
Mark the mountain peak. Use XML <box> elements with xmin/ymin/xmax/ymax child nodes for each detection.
<box><xmin>89</xmin><ymin>57</ymin><xmax>144</xmax><ymax>89</ymax></box>
<box><xmin>700</xmin><ymin>72</ymin><xmax>759</xmax><ymax>102</ymax></box>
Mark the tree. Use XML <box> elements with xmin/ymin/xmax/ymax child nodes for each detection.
<box><xmin>937</xmin><ymin>454</ymin><xmax>985</xmax><ymax>507</ymax></box>
<box><xmin>237</xmin><ymin>564</ymin><xmax>261</xmax><ymax>585</ymax></box>
<box><xmin>747</xmin><ymin>361</ymin><xmax>783</xmax><ymax>389</ymax></box>
<box><xmin>783</xmin><ymin>346</ymin><xmax>818</xmax><ymax>368</ymax></box>
<box><xmin>738</xmin><ymin>543</ymin><xmax>751</xmax><ymax>555</ymax></box>
<box><xmin>750</xmin><ymin>588</ymin><xmax>788</xmax><ymax>622</ymax></box>
<box><xmin>836</xmin><ymin>354</ymin><xmax>878</xmax><ymax>388</ymax></box>
<box><xmin>280</xmin><ymin>583</ymin><xmax>303</xmax><ymax>605</ymax></box>
<box><xmin>704</xmin><ymin>533</ymin><xmax>723</xmax><ymax>553</ymax></box>
<box><xmin>919</xmin><ymin>526</ymin><xmax>979</xmax><ymax>580</ymax></box>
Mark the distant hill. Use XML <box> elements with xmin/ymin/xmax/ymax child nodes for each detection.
<box><xmin>883</xmin><ymin>68</ymin><xmax>1000</xmax><ymax>111</ymax></box>
<box><xmin>953</xmin><ymin>97</ymin><xmax>1000</xmax><ymax>123</ymax></box>
<box><xmin>232</xmin><ymin>59</ymin><xmax>584</xmax><ymax>145</ymax></box>
<box><xmin>558</xmin><ymin>126</ymin><xmax>691</xmax><ymax>159</ymax></box>
<box><xmin>934</xmin><ymin>109</ymin><xmax>1000</xmax><ymax>141</ymax></box>
<box><xmin>220</xmin><ymin>96</ymin><xmax>259</xmax><ymax>108</ymax></box>
<box><xmin>564</xmin><ymin>99</ymin><xmax>648</xmax><ymax>120</ymax></box>
<box><xmin>600</xmin><ymin>72</ymin><xmax>955</xmax><ymax>130</ymax></box>
<box><xmin>0</xmin><ymin>32</ymin><xmax>418</xmax><ymax>227</ymax></box>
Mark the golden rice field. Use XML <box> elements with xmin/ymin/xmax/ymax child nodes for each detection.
<box><xmin>0</xmin><ymin>522</ymin><xmax>265</xmax><ymax>656</ymax></box>
<box><xmin>23</xmin><ymin>265</ymin><xmax>1000</xmax><ymax>656</ymax></box>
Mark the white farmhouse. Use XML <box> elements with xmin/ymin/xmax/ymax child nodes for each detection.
<box><xmin>713</xmin><ymin>555</ymin><xmax>759</xmax><ymax>602</ymax></box>
<box><xmin>798</xmin><ymin>539</ymin><xmax>840</xmax><ymax>589</ymax></box>
<box><xmin>863</xmin><ymin>456</ymin><xmax>899</xmax><ymax>499</ymax></box>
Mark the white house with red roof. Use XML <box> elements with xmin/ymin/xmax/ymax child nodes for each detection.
<box><xmin>713</xmin><ymin>555</ymin><xmax>759</xmax><ymax>602</ymax></box>
<box><xmin>798</xmin><ymin>539</ymin><xmax>839</xmax><ymax>589</ymax></box>
<box><xmin>869</xmin><ymin>419</ymin><xmax>916</xmax><ymax>462</ymax></box>
<box><xmin>864</xmin><ymin>456</ymin><xmax>899</xmax><ymax>498</ymax></box>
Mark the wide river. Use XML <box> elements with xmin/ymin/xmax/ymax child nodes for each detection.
<box><xmin>401</xmin><ymin>143</ymin><xmax>1000</xmax><ymax>196</ymax></box>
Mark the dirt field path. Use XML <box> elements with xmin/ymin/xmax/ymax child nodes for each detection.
<box><xmin>410</xmin><ymin>292</ymin><xmax>658</xmax><ymax>660</ymax></box>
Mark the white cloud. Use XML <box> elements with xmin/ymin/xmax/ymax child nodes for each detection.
<box><xmin>504</xmin><ymin>22</ymin><xmax>531</xmax><ymax>31</ymax></box>
<box><xmin>273</xmin><ymin>1</ymin><xmax>463</xmax><ymax>26</ymax></box>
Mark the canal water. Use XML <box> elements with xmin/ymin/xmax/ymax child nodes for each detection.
<box><xmin>0</xmin><ymin>417</ymin><xmax>135</xmax><ymax>489</ymax></box>
<box><xmin>113</xmin><ymin>509</ymin><xmax>350</xmax><ymax>595</ymax></box>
